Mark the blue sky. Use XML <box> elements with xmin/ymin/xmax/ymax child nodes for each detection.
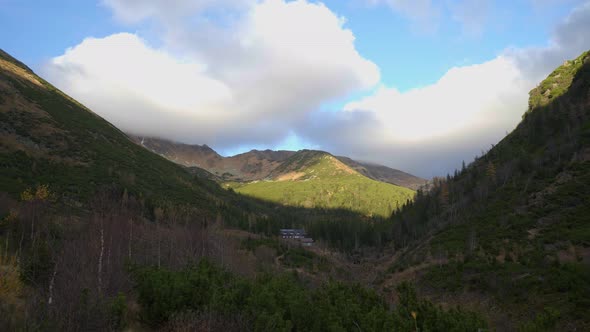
<box><xmin>1</xmin><ymin>0</ymin><xmax>588</xmax><ymax>177</ymax></box>
<box><xmin>1</xmin><ymin>0</ymin><xmax>576</xmax><ymax>88</ymax></box>
<box><xmin>324</xmin><ymin>0</ymin><xmax>567</xmax><ymax>89</ymax></box>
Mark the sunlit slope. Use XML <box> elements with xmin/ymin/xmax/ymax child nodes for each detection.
<box><xmin>227</xmin><ymin>151</ymin><xmax>415</xmax><ymax>217</ymax></box>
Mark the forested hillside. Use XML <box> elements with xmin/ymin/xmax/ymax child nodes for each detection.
<box><xmin>384</xmin><ymin>50</ymin><xmax>590</xmax><ymax>330</ymax></box>
<box><xmin>131</xmin><ymin>136</ymin><xmax>427</xmax><ymax>190</ymax></box>
<box><xmin>2</xmin><ymin>45</ymin><xmax>587</xmax><ymax>331</ymax></box>
<box><xmin>0</xmin><ymin>49</ymin><xmax>226</xmax><ymax>213</ymax></box>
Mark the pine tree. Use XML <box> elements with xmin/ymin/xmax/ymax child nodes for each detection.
<box><xmin>486</xmin><ymin>162</ymin><xmax>497</xmax><ymax>183</ymax></box>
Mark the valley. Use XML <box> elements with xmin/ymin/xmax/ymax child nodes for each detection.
<box><xmin>0</xmin><ymin>45</ymin><xmax>589</xmax><ymax>332</ymax></box>
<box><xmin>132</xmin><ymin>138</ymin><xmax>421</xmax><ymax>217</ymax></box>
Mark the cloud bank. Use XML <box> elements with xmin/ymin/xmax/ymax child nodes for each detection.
<box><xmin>45</xmin><ymin>0</ymin><xmax>379</xmax><ymax>147</ymax></box>
<box><xmin>43</xmin><ymin>0</ymin><xmax>590</xmax><ymax>177</ymax></box>
<box><xmin>309</xmin><ymin>1</ymin><xmax>590</xmax><ymax>176</ymax></box>
<box><xmin>299</xmin><ymin>56</ymin><xmax>530</xmax><ymax>176</ymax></box>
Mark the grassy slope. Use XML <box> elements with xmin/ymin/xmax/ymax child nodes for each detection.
<box><xmin>228</xmin><ymin>152</ymin><xmax>414</xmax><ymax>217</ymax></box>
<box><xmin>336</xmin><ymin>155</ymin><xmax>427</xmax><ymax>190</ymax></box>
<box><xmin>386</xmin><ymin>50</ymin><xmax>590</xmax><ymax>330</ymax></box>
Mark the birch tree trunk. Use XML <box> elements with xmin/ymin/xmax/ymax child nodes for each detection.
<box><xmin>128</xmin><ymin>219</ymin><xmax>133</xmax><ymax>260</ymax></box>
<box><xmin>157</xmin><ymin>220</ymin><xmax>161</xmax><ymax>269</ymax></box>
<box><xmin>48</xmin><ymin>262</ymin><xmax>58</xmax><ymax>305</ymax></box>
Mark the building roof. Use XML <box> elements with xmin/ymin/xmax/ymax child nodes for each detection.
<box><xmin>279</xmin><ymin>229</ymin><xmax>306</xmax><ymax>234</ymax></box>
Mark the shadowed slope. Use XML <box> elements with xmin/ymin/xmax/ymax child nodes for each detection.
<box><xmin>385</xmin><ymin>50</ymin><xmax>590</xmax><ymax>330</ymax></box>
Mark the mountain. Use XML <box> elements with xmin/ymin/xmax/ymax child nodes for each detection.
<box><xmin>134</xmin><ymin>135</ymin><xmax>224</xmax><ymax>169</ymax></box>
<box><xmin>383</xmin><ymin>50</ymin><xmax>590</xmax><ymax>330</ymax></box>
<box><xmin>130</xmin><ymin>136</ymin><xmax>422</xmax><ymax>216</ymax></box>
<box><xmin>227</xmin><ymin>150</ymin><xmax>415</xmax><ymax>217</ymax></box>
<box><xmin>2</xmin><ymin>45</ymin><xmax>587</xmax><ymax>331</ymax></box>
<box><xmin>0</xmin><ymin>49</ymin><xmax>486</xmax><ymax>331</ymax></box>
<box><xmin>0</xmin><ymin>49</ymin><xmax>237</xmax><ymax>214</ymax></box>
<box><xmin>0</xmin><ymin>46</ymin><xmax>415</xmax><ymax>245</ymax></box>
<box><xmin>132</xmin><ymin>135</ymin><xmax>296</xmax><ymax>181</ymax></box>
<box><xmin>131</xmin><ymin>135</ymin><xmax>427</xmax><ymax>189</ymax></box>
<box><xmin>0</xmin><ymin>47</ymin><xmax>412</xmax><ymax>245</ymax></box>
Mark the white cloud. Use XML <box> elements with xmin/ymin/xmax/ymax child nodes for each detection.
<box><xmin>44</xmin><ymin>0</ymin><xmax>379</xmax><ymax>147</ymax></box>
<box><xmin>300</xmin><ymin>56</ymin><xmax>531</xmax><ymax>176</ymax></box>
<box><xmin>44</xmin><ymin>33</ymin><xmax>234</xmax><ymax>141</ymax></box>
<box><xmin>343</xmin><ymin>57</ymin><xmax>528</xmax><ymax>142</ymax></box>
<box><xmin>300</xmin><ymin>1</ymin><xmax>590</xmax><ymax>177</ymax></box>
<box><xmin>45</xmin><ymin>0</ymin><xmax>589</xmax><ymax>178</ymax></box>
<box><xmin>507</xmin><ymin>1</ymin><xmax>590</xmax><ymax>84</ymax></box>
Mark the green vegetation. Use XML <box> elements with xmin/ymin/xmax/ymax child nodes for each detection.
<box><xmin>0</xmin><ymin>254</ymin><xmax>25</xmax><ymax>331</ymax></box>
<box><xmin>0</xmin><ymin>50</ymin><xmax>412</xmax><ymax>253</ymax></box>
<box><xmin>241</xmin><ymin>236</ymin><xmax>283</xmax><ymax>253</ymax></box>
<box><xmin>0</xmin><ymin>50</ymin><xmax>224</xmax><ymax>212</ymax></box>
<box><xmin>228</xmin><ymin>152</ymin><xmax>414</xmax><ymax>217</ymax></box>
<box><xmin>1</xmin><ymin>45</ymin><xmax>589</xmax><ymax>331</ymax></box>
<box><xmin>131</xmin><ymin>259</ymin><xmax>487</xmax><ymax>331</ymax></box>
<box><xmin>528</xmin><ymin>50</ymin><xmax>590</xmax><ymax>111</ymax></box>
<box><xmin>386</xmin><ymin>50</ymin><xmax>590</xmax><ymax>330</ymax></box>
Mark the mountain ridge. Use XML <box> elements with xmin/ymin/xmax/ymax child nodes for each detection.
<box><xmin>226</xmin><ymin>149</ymin><xmax>415</xmax><ymax>217</ymax></box>
<box><xmin>130</xmin><ymin>135</ymin><xmax>426</xmax><ymax>189</ymax></box>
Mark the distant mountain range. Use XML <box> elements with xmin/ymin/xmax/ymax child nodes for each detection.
<box><xmin>130</xmin><ymin>135</ymin><xmax>427</xmax><ymax>190</ymax></box>
<box><xmin>130</xmin><ymin>136</ymin><xmax>421</xmax><ymax>216</ymax></box>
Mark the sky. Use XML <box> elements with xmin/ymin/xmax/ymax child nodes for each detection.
<box><xmin>1</xmin><ymin>0</ymin><xmax>589</xmax><ymax>178</ymax></box>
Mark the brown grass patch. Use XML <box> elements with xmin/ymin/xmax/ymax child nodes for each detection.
<box><xmin>327</xmin><ymin>156</ymin><xmax>356</xmax><ymax>175</ymax></box>
<box><xmin>0</xmin><ymin>58</ymin><xmax>43</xmax><ymax>87</ymax></box>
<box><xmin>276</xmin><ymin>171</ymin><xmax>305</xmax><ymax>181</ymax></box>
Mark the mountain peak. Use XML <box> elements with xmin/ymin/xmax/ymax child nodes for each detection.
<box><xmin>268</xmin><ymin>150</ymin><xmax>358</xmax><ymax>181</ymax></box>
<box><xmin>227</xmin><ymin>147</ymin><xmax>414</xmax><ymax>217</ymax></box>
<box><xmin>130</xmin><ymin>137</ymin><xmax>426</xmax><ymax>189</ymax></box>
